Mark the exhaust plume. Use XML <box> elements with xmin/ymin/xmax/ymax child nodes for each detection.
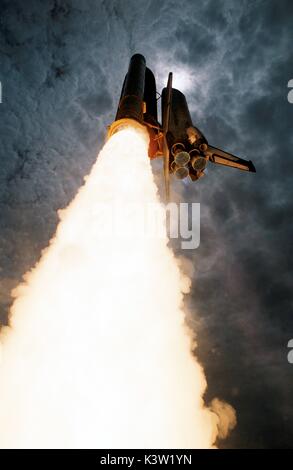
<box><xmin>0</xmin><ymin>126</ymin><xmax>235</xmax><ymax>448</ymax></box>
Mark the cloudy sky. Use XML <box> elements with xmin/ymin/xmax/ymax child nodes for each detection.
<box><xmin>1</xmin><ymin>0</ymin><xmax>293</xmax><ymax>448</ymax></box>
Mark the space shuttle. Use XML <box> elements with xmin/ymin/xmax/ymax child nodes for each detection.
<box><xmin>107</xmin><ymin>54</ymin><xmax>255</xmax><ymax>199</ymax></box>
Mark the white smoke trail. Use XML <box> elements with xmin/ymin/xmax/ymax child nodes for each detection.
<box><xmin>0</xmin><ymin>126</ymin><xmax>235</xmax><ymax>448</ymax></box>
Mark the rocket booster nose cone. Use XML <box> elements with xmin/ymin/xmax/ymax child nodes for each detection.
<box><xmin>130</xmin><ymin>53</ymin><xmax>146</xmax><ymax>64</ymax></box>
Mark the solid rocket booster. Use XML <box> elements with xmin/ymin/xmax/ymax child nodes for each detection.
<box><xmin>115</xmin><ymin>53</ymin><xmax>158</xmax><ymax>127</ymax></box>
<box><xmin>108</xmin><ymin>54</ymin><xmax>160</xmax><ymax>158</ymax></box>
<box><xmin>115</xmin><ymin>53</ymin><xmax>146</xmax><ymax>123</ymax></box>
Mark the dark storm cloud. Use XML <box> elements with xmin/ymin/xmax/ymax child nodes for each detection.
<box><xmin>0</xmin><ymin>0</ymin><xmax>292</xmax><ymax>448</ymax></box>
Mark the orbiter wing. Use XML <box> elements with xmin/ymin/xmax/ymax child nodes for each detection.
<box><xmin>206</xmin><ymin>146</ymin><xmax>256</xmax><ymax>173</ymax></box>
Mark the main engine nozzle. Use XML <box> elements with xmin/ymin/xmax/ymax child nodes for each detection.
<box><xmin>171</xmin><ymin>163</ymin><xmax>189</xmax><ymax>179</ymax></box>
<box><xmin>190</xmin><ymin>149</ymin><xmax>208</xmax><ymax>171</ymax></box>
<box><xmin>171</xmin><ymin>142</ymin><xmax>190</xmax><ymax>167</ymax></box>
<box><xmin>174</xmin><ymin>151</ymin><xmax>190</xmax><ymax>167</ymax></box>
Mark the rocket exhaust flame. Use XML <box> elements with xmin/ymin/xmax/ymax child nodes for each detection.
<box><xmin>0</xmin><ymin>126</ymin><xmax>235</xmax><ymax>448</ymax></box>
